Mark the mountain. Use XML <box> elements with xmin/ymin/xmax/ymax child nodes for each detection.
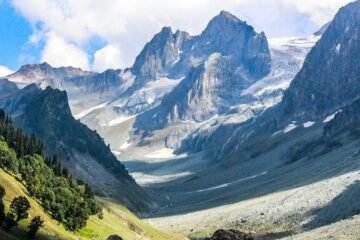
<box><xmin>182</xmin><ymin>1</ymin><xmax>360</xmax><ymax>163</ymax></box>
<box><xmin>2</xmin><ymin>11</ymin><xmax>319</xmax><ymax>165</ymax></box>
<box><xmin>124</xmin><ymin>38</ymin><xmax>316</xmax><ymax>158</ymax></box>
<box><xmin>77</xmin><ymin>19</ymin><xmax>318</xmax><ymax>165</ymax></box>
<box><xmin>4</xmin><ymin>11</ymin><xmax>272</xmax><ymax>129</ymax></box>
<box><xmin>135</xmin><ymin>12</ymin><xmax>271</xmax><ymax>129</ymax></box>
<box><xmin>281</xmin><ymin>1</ymin><xmax>360</xmax><ymax>122</ymax></box>
<box><xmin>0</xmin><ymin>84</ymin><xmax>150</xmax><ymax>212</ymax></box>
<box><xmin>75</xmin><ymin>11</ymin><xmax>271</xmax><ymax>128</ymax></box>
<box><xmin>129</xmin><ymin>10</ymin><xmax>271</xmax><ymax>92</ymax></box>
<box><xmin>6</xmin><ymin>62</ymin><xmax>93</xmax><ymax>89</ymax></box>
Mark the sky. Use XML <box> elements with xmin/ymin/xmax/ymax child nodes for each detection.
<box><xmin>0</xmin><ymin>0</ymin><xmax>353</xmax><ymax>76</ymax></box>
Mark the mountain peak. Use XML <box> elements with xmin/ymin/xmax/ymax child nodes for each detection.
<box><xmin>18</xmin><ymin>62</ymin><xmax>52</xmax><ymax>71</ymax></box>
<box><xmin>160</xmin><ymin>26</ymin><xmax>173</xmax><ymax>34</ymax></box>
<box><xmin>203</xmin><ymin>10</ymin><xmax>252</xmax><ymax>37</ymax></box>
<box><xmin>218</xmin><ymin>10</ymin><xmax>242</xmax><ymax>22</ymax></box>
<box><xmin>40</xmin><ymin>62</ymin><xmax>52</xmax><ymax>67</ymax></box>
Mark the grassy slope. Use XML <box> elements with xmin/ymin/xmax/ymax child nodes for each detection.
<box><xmin>0</xmin><ymin>168</ymin><xmax>185</xmax><ymax>240</ymax></box>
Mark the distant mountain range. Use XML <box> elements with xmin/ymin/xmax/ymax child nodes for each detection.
<box><xmin>0</xmin><ymin>10</ymin><xmax>322</xmax><ymax>163</ymax></box>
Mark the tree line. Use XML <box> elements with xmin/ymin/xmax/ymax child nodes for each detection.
<box><xmin>0</xmin><ymin>109</ymin><xmax>102</xmax><ymax>232</ymax></box>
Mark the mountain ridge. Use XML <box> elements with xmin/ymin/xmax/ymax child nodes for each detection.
<box><xmin>0</xmin><ymin>84</ymin><xmax>150</xmax><ymax>212</ymax></box>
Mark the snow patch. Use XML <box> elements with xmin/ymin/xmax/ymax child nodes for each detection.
<box><xmin>303</xmin><ymin>121</ymin><xmax>315</xmax><ymax>128</ymax></box>
<box><xmin>336</xmin><ymin>43</ymin><xmax>341</xmax><ymax>54</ymax></box>
<box><xmin>125</xmin><ymin>77</ymin><xmax>183</xmax><ymax>108</ymax></box>
<box><xmin>131</xmin><ymin>171</ymin><xmax>192</xmax><ymax>185</ymax></box>
<box><xmin>111</xmin><ymin>150</ymin><xmax>121</xmax><ymax>155</ymax></box>
<box><xmin>145</xmin><ymin>148</ymin><xmax>176</xmax><ymax>159</ymax></box>
<box><xmin>283</xmin><ymin>123</ymin><xmax>298</xmax><ymax>133</ymax></box>
<box><xmin>108</xmin><ymin>115</ymin><xmax>134</xmax><ymax>126</ymax></box>
<box><xmin>190</xmin><ymin>171</ymin><xmax>268</xmax><ymax>193</ymax></box>
<box><xmin>272</xmin><ymin>130</ymin><xmax>282</xmax><ymax>137</ymax></box>
<box><xmin>323</xmin><ymin>110</ymin><xmax>342</xmax><ymax>123</ymax></box>
<box><xmin>74</xmin><ymin>101</ymin><xmax>109</xmax><ymax>119</ymax></box>
<box><xmin>147</xmin><ymin>97</ymin><xmax>155</xmax><ymax>104</ymax></box>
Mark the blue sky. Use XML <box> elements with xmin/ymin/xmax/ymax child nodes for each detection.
<box><xmin>0</xmin><ymin>0</ymin><xmax>34</xmax><ymax>69</ymax></box>
<box><xmin>0</xmin><ymin>0</ymin><xmax>353</xmax><ymax>76</ymax></box>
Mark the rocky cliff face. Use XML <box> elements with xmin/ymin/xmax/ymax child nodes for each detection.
<box><xmin>281</xmin><ymin>1</ymin><xmax>360</xmax><ymax>121</ymax></box>
<box><xmin>132</xmin><ymin>27</ymin><xmax>192</xmax><ymax>85</ymax></box>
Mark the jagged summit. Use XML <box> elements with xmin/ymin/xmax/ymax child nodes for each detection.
<box><xmin>202</xmin><ymin>10</ymin><xmax>252</xmax><ymax>36</ymax></box>
<box><xmin>131</xmin><ymin>25</ymin><xmax>191</xmax><ymax>83</ymax></box>
<box><xmin>159</xmin><ymin>26</ymin><xmax>173</xmax><ymax>34</ymax></box>
<box><xmin>216</xmin><ymin>10</ymin><xmax>244</xmax><ymax>23</ymax></box>
<box><xmin>17</xmin><ymin>62</ymin><xmax>52</xmax><ymax>72</ymax></box>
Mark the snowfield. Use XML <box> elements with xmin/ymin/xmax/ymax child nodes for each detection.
<box><xmin>145</xmin><ymin>148</ymin><xmax>176</xmax><ymax>159</ymax></box>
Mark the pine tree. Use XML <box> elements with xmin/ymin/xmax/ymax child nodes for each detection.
<box><xmin>0</xmin><ymin>185</ymin><xmax>5</xmax><ymax>222</ymax></box>
<box><xmin>10</xmin><ymin>196</ymin><xmax>31</xmax><ymax>222</ymax></box>
<box><xmin>62</xmin><ymin>167</ymin><xmax>69</xmax><ymax>178</ymax></box>
<box><xmin>27</xmin><ymin>216</ymin><xmax>44</xmax><ymax>239</ymax></box>
<box><xmin>51</xmin><ymin>155</ymin><xmax>58</xmax><ymax>168</ymax></box>
<box><xmin>0</xmin><ymin>109</ymin><xmax>5</xmax><ymax>122</ymax></box>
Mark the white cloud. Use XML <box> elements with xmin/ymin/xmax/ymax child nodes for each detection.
<box><xmin>283</xmin><ymin>0</ymin><xmax>352</xmax><ymax>24</ymax></box>
<box><xmin>40</xmin><ymin>32</ymin><xmax>90</xmax><ymax>70</ymax></box>
<box><xmin>93</xmin><ymin>45</ymin><xmax>124</xmax><ymax>72</ymax></box>
<box><xmin>10</xmin><ymin>0</ymin><xmax>352</xmax><ymax>70</ymax></box>
<box><xmin>0</xmin><ymin>66</ymin><xmax>14</xmax><ymax>77</ymax></box>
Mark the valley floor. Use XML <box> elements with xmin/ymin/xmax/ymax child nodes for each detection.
<box><xmin>145</xmin><ymin>169</ymin><xmax>360</xmax><ymax>239</ymax></box>
<box><xmin>120</xmin><ymin>124</ymin><xmax>360</xmax><ymax>239</ymax></box>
